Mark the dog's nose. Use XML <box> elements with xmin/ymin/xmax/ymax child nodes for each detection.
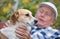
<box><xmin>34</xmin><ymin>20</ymin><xmax>38</xmax><ymax>24</ymax></box>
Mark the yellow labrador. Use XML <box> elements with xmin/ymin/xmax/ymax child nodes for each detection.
<box><xmin>0</xmin><ymin>9</ymin><xmax>37</xmax><ymax>39</ymax></box>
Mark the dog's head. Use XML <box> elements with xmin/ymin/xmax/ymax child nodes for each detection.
<box><xmin>10</xmin><ymin>9</ymin><xmax>37</xmax><ymax>26</ymax></box>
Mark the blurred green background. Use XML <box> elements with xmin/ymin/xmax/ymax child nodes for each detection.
<box><xmin>0</xmin><ymin>0</ymin><xmax>60</xmax><ymax>29</ymax></box>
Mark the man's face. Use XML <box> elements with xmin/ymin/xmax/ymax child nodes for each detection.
<box><xmin>35</xmin><ymin>6</ymin><xmax>55</xmax><ymax>27</ymax></box>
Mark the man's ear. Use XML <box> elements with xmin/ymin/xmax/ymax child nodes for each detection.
<box><xmin>10</xmin><ymin>11</ymin><xmax>19</xmax><ymax>24</ymax></box>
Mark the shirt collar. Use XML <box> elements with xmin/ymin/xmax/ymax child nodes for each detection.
<box><xmin>31</xmin><ymin>25</ymin><xmax>52</xmax><ymax>30</ymax></box>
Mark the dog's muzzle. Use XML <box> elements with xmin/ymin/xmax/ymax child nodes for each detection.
<box><xmin>34</xmin><ymin>20</ymin><xmax>38</xmax><ymax>24</ymax></box>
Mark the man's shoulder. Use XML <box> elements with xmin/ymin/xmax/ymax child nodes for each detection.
<box><xmin>47</xmin><ymin>27</ymin><xmax>59</xmax><ymax>31</ymax></box>
<box><xmin>46</xmin><ymin>27</ymin><xmax>60</xmax><ymax>35</ymax></box>
<box><xmin>52</xmin><ymin>28</ymin><xmax>60</xmax><ymax>35</ymax></box>
<box><xmin>52</xmin><ymin>28</ymin><xmax>60</xmax><ymax>32</ymax></box>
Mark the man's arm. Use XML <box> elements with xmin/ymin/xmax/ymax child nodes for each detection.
<box><xmin>0</xmin><ymin>20</ymin><xmax>10</xmax><ymax>29</ymax></box>
<box><xmin>0</xmin><ymin>20</ymin><xmax>10</xmax><ymax>39</ymax></box>
<box><xmin>0</xmin><ymin>23</ymin><xmax>5</xmax><ymax>29</ymax></box>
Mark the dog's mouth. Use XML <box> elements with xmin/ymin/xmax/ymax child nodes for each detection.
<box><xmin>26</xmin><ymin>23</ymin><xmax>31</xmax><ymax>26</ymax></box>
<box><xmin>26</xmin><ymin>20</ymin><xmax>38</xmax><ymax>26</ymax></box>
<box><xmin>26</xmin><ymin>22</ymin><xmax>33</xmax><ymax>26</ymax></box>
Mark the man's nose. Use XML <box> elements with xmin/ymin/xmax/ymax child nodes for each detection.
<box><xmin>40</xmin><ymin>13</ymin><xmax>45</xmax><ymax>18</ymax></box>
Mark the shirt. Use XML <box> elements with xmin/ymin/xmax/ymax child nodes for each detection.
<box><xmin>30</xmin><ymin>26</ymin><xmax>60</xmax><ymax>39</ymax></box>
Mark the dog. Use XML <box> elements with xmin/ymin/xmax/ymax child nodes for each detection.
<box><xmin>0</xmin><ymin>9</ymin><xmax>37</xmax><ymax>39</ymax></box>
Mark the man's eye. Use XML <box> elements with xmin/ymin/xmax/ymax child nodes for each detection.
<box><xmin>39</xmin><ymin>9</ymin><xmax>43</xmax><ymax>13</ymax></box>
<box><xmin>25</xmin><ymin>14</ymin><xmax>29</xmax><ymax>16</ymax></box>
<box><xmin>46</xmin><ymin>12</ymin><xmax>51</xmax><ymax>16</ymax></box>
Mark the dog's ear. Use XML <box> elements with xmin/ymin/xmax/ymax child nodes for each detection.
<box><xmin>10</xmin><ymin>11</ymin><xmax>19</xmax><ymax>24</ymax></box>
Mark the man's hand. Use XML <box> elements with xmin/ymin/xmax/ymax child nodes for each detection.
<box><xmin>16</xmin><ymin>26</ymin><xmax>32</xmax><ymax>39</ymax></box>
<box><xmin>3</xmin><ymin>20</ymin><xmax>10</xmax><ymax>28</ymax></box>
<box><xmin>0</xmin><ymin>20</ymin><xmax>10</xmax><ymax>29</ymax></box>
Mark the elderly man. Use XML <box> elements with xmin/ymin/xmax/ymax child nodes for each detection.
<box><xmin>0</xmin><ymin>2</ymin><xmax>60</xmax><ymax>39</ymax></box>
<box><xmin>15</xmin><ymin>2</ymin><xmax>60</xmax><ymax>39</ymax></box>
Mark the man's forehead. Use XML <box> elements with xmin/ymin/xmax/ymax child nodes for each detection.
<box><xmin>39</xmin><ymin>5</ymin><xmax>55</xmax><ymax>14</ymax></box>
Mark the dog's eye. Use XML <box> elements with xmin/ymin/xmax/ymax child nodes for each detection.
<box><xmin>25</xmin><ymin>14</ymin><xmax>29</xmax><ymax>16</ymax></box>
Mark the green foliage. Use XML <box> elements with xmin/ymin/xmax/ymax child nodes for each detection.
<box><xmin>54</xmin><ymin>2</ymin><xmax>60</xmax><ymax>30</ymax></box>
<box><xmin>0</xmin><ymin>0</ymin><xmax>14</xmax><ymax>22</ymax></box>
